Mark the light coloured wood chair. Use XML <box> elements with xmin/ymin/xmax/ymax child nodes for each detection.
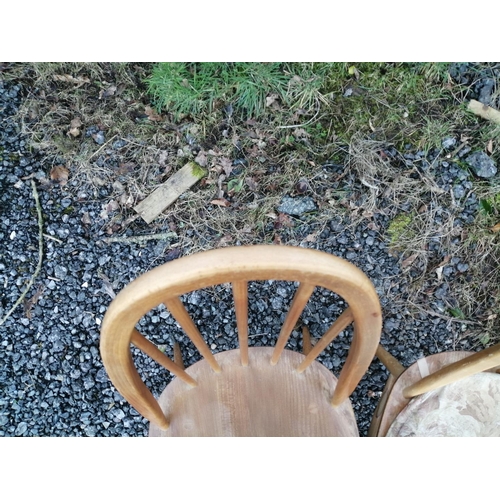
<box><xmin>370</xmin><ymin>343</ymin><xmax>500</xmax><ymax>437</ymax></box>
<box><xmin>100</xmin><ymin>245</ymin><xmax>382</xmax><ymax>436</ymax></box>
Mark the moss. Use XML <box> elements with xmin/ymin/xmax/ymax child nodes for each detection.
<box><xmin>189</xmin><ymin>161</ymin><xmax>207</xmax><ymax>179</ymax></box>
<box><xmin>387</xmin><ymin>213</ymin><xmax>414</xmax><ymax>249</ymax></box>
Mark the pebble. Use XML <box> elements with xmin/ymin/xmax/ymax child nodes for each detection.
<box><xmin>278</xmin><ymin>196</ymin><xmax>317</xmax><ymax>216</ymax></box>
<box><xmin>466</xmin><ymin>151</ymin><xmax>497</xmax><ymax>178</ymax></box>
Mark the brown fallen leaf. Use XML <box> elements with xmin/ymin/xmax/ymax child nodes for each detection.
<box><xmin>116</xmin><ymin>162</ymin><xmax>136</xmax><ymax>175</ymax></box>
<box><xmin>219</xmin><ymin>157</ymin><xmax>233</xmax><ymax>176</ymax></box>
<box><xmin>99</xmin><ymin>85</ymin><xmax>117</xmax><ymax>99</ymax></box>
<box><xmin>67</xmin><ymin>117</ymin><xmax>82</xmax><ymax>138</ymax></box>
<box><xmin>305</xmin><ymin>233</ymin><xmax>317</xmax><ymax>243</ymax></box>
<box><xmin>274</xmin><ymin>213</ymin><xmax>294</xmax><ymax>230</ymax></box>
<box><xmin>437</xmin><ymin>255</ymin><xmax>451</xmax><ymax>268</ymax></box>
<box><xmin>81</xmin><ymin>212</ymin><xmax>91</xmax><ymax>225</ymax></box>
<box><xmin>211</xmin><ymin>198</ymin><xmax>230</xmax><ymax>207</ymax></box>
<box><xmin>217</xmin><ymin>235</ymin><xmax>233</xmax><ymax>247</ymax></box>
<box><xmin>158</xmin><ymin>150</ymin><xmax>169</xmax><ymax>168</ymax></box>
<box><xmin>23</xmin><ymin>285</ymin><xmax>44</xmax><ymax>320</ymax></box>
<box><xmin>245</xmin><ymin>177</ymin><xmax>258</xmax><ymax>192</ymax></box>
<box><xmin>401</xmin><ymin>253</ymin><xmax>418</xmax><ymax>268</ymax></box>
<box><xmin>50</xmin><ymin>165</ymin><xmax>69</xmax><ymax>186</ymax></box>
<box><xmin>266</xmin><ymin>94</ymin><xmax>280</xmax><ymax>107</ymax></box>
<box><xmin>487</xmin><ymin>139</ymin><xmax>494</xmax><ymax>154</ymax></box>
<box><xmin>491</xmin><ymin>222</ymin><xmax>500</xmax><ymax>233</ymax></box>
<box><xmin>144</xmin><ymin>105</ymin><xmax>163</xmax><ymax>122</ymax></box>
<box><xmin>53</xmin><ymin>74</ymin><xmax>90</xmax><ymax>86</ymax></box>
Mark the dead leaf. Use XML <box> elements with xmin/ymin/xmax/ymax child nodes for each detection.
<box><xmin>144</xmin><ymin>106</ymin><xmax>162</xmax><ymax>122</ymax></box>
<box><xmin>100</xmin><ymin>200</ymin><xmax>120</xmax><ymax>219</ymax></box>
<box><xmin>119</xmin><ymin>193</ymin><xmax>134</xmax><ymax>208</ymax></box>
<box><xmin>211</xmin><ymin>198</ymin><xmax>230</xmax><ymax>207</ymax></box>
<box><xmin>305</xmin><ymin>233</ymin><xmax>317</xmax><ymax>243</ymax></box>
<box><xmin>99</xmin><ymin>85</ymin><xmax>117</xmax><ymax>99</ymax></box>
<box><xmin>23</xmin><ymin>285</ymin><xmax>44</xmax><ymax>319</ymax></box>
<box><xmin>266</xmin><ymin>94</ymin><xmax>279</xmax><ymax>107</ymax></box>
<box><xmin>292</xmin><ymin>128</ymin><xmax>310</xmax><ymax>139</ymax></box>
<box><xmin>217</xmin><ymin>235</ymin><xmax>233</xmax><ymax>247</ymax></box>
<box><xmin>418</xmin><ymin>204</ymin><xmax>428</xmax><ymax>214</ymax></box>
<box><xmin>67</xmin><ymin>117</ymin><xmax>82</xmax><ymax>138</ymax></box>
<box><xmin>401</xmin><ymin>253</ymin><xmax>418</xmax><ymax>268</ymax></box>
<box><xmin>219</xmin><ymin>157</ymin><xmax>233</xmax><ymax>176</ymax></box>
<box><xmin>491</xmin><ymin>222</ymin><xmax>500</xmax><ymax>232</ymax></box>
<box><xmin>437</xmin><ymin>255</ymin><xmax>451</xmax><ymax>268</ymax></box>
<box><xmin>81</xmin><ymin>212</ymin><xmax>91</xmax><ymax>225</ymax></box>
<box><xmin>274</xmin><ymin>213</ymin><xmax>294</xmax><ymax>230</ymax></box>
<box><xmin>158</xmin><ymin>150</ymin><xmax>169</xmax><ymax>168</ymax></box>
<box><xmin>53</xmin><ymin>74</ymin><xmax>90</xmax><ymax>86</ymax></box>
<box><xmin>116</xmin><ymin>162</ymin><xmax>136</xmax><ymax>175</ymax></box>
<box><xmin>245</xmin><ymin>177</ymin><xmax>258</xmax><ymax>192</ymax></box>
<box><xmin>487</xmin><ymin>139</ymin><xmax>494</xmax><ymax>154</ymax></box>
<box><xmin>195</xmin><ymin>150</ymin><xmax>208</xmax><ymax>167</ymax></box>
<box><xmin>436</xmin><ymin>266</ymin><xmax>444</xmax><ymax>281</ymax></box>
<box><xmin>50</xmin><ymin>165</ymin><xmax>69</xmax><ymax>186</ymax></box>
<box><xmin>273</xmin><ymin>234</ymin><xmax>282</xmax><ymax>245</ymax></box>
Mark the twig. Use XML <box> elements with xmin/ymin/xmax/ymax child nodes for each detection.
<box><xmin>101</xmin><ymin>232</ymin><xmax>178</xmax><ymax>244</ymax></box>
<box><xmin>43</xmin><ymin>233</ymin><xmax>63</xmax><ymax>243</ymax></box>
<box><xmin>277</xmin><ymin>102</ymin><xmax>321</xmax><ymax>129</ymax></box>
<box><xmin>0</xmin><ymin>180</ymin><xmax>44</xmax><ymax>326</ymax></box>
<box><xmin>409</xmin><ymin>303</ymin><xmax>480</xmax><ymax>326</ymax></box>
<box><xmin>87</xmin><ymin>134</ymin><xmax>118</xmax><ymax>161</ymax></box>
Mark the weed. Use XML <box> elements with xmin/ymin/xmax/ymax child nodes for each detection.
<box><xmin>146</xmin><ymin>63</ymin><xmax>288</xmax><ymax>119</ymax></box>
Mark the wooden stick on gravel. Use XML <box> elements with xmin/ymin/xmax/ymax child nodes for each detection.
<box><xmin>0</xmin><ymin>180</ymin><xmax>44</xmax><ymax>326</ymax></box>
<box><xmin>101</xmin><ymin>232</ymin><xmax>178</xmax><ymax>244</ymax></box>
<box><xmin>468</xmin><ymin>99</ymin><xmax>500</xmax><ymax>126</ymax></box>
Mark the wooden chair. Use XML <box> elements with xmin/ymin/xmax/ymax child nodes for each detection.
<box><xmin>100</xmin><ymin>245</ymin><xmax>382</xmax><ymax>436</ymax></box>
<box><xmin>369</xmin><ymin>342</ymin><xmax>500</xmax><ymax>437</ymax></box>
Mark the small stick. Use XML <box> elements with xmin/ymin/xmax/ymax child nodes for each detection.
<box><xmin>101</xmin><ymin>232</ymin><xmax>178</xmax><ymax>244</ymax></box>
<box><xmin>43</xmin><ymin>233</ymin><xmax>63</xmax><ymax>243</ymax></box>
<box><xmin>0</xmin><ymin>180</ymin><xmax>44</xmax><ymax>326</ymax></box>
<box><xmin>88</xmin><ymin>134</ymin><xmax>118</xmax><ymax>161</ymax></box>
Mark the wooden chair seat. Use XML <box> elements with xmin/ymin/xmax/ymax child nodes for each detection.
<box><xmin>150</xmin><ymin>347</ymin><xmax>357</xmax><ymax>436</ymax></box>
<box><xmin>100</xmin><ymin>246</ymin><xmax>382</xmax><ymax>436</ymax></box>
<box><xmin>371</xmin><ymin>344</ymin><xmax>500</xmax><ymax>437</ymax></box>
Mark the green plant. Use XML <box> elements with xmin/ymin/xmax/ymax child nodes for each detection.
<box><xmin>146</xmin><ymin>62</ymin><xmax>289</xmax><ymax>119</ymax></box>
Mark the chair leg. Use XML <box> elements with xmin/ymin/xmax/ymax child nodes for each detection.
<box><xmin>376</xmin><ymin>345</ymin><xmax>405</xmax><ymax>377</ymax></box>
<box><xmin>302</xmin><ymin>326</ymin><xmax>312</xmax><ymax>355</ymax></box>
<box><xmin>368</xmin><ymin>373</ymin><xmax>397</xmax><ymax>437</ymax></box>
<box><xmin>174</xmin><ymin>342</ymin><xmax>185</xmax><ymax>369</ymax></box>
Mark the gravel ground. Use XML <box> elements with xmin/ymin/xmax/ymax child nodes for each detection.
<box><xmin>0</xmin><ymin>77</ymin><xmax>486</xmax><ymax>437</ymax></box>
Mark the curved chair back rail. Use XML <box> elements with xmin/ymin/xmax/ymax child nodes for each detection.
<box><xmin>100</xmin><ymin>245</ymin><xmax>382</xmax><ymax>430</ymax></box>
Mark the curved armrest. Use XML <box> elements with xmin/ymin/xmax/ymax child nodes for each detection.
<box><xmin>403</xmin><ymin>343</ymin><xmax>500</xmax><ymax>398</ymax></box>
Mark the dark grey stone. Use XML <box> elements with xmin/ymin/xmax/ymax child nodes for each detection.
<box><xmin>466</xmin><ymin>151</ymin><xmax>497</xmax><ymax>178</ymax></box>
<box><xmin>277</xmin><ymin>196</ymin><xmax>317</xmax><ymax>215</ymax></box>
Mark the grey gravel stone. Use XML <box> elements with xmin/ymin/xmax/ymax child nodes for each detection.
<box><xmin>278</xmin><ymin>196</ymin><xmax>317</xmax><ymax>215</ymax></box>
<box><xmin>54</xmin><ymin>265</ymin><xmax>68</xmax><ymax>280</ymax></box>
<box><xmin>442</xmin><ymin>137</ymin><xmax>456</xmax><ymax>149</ymax></box>
<box><xmin>465</xmin><ymin>151</ymin><xmax>497</xmax><ymax>178</ymax></box>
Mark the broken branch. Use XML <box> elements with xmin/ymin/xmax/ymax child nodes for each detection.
<box><xmin>0</xmin><ymin>180</ymin><xmax>44</xmax><ymax>326</ymax></box>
